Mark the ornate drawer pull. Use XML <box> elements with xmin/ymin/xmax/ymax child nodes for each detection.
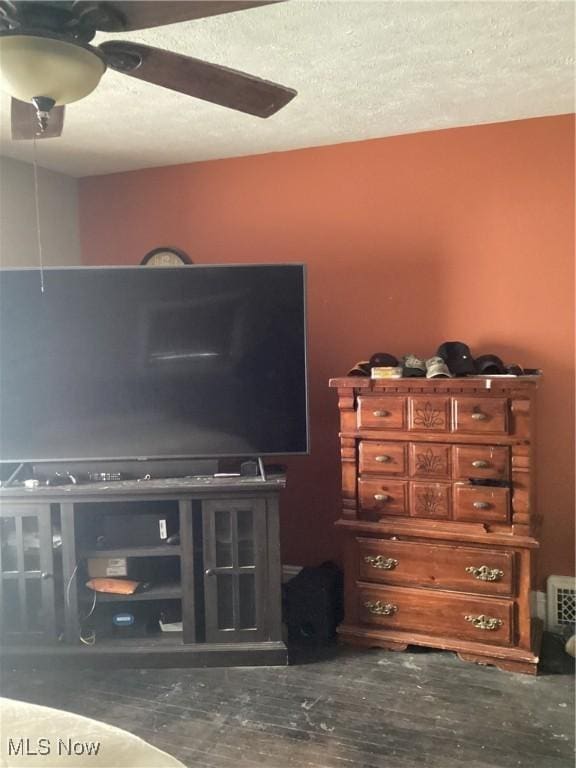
<box><xmin>473</xmin><ymin>501</ymin><xmax>491</xmax><ymax>510</ymax></box>
<box><xmin>465</xmin><ymin>614</ymin><xmax>503</xmax><ymax>631</ymax></box>
<box><xmin>471</xmin><ymin>460</ymin><xmax>489</xmax><ymax>469</ymax></box>
<box><xmin>373</xmin><ymin>410</ymin><xmax>390</xmax><ymax>417</ymax></box>
<box><xmin>471</xmin><ymin>412</ymin><xmax>488</xmax><ymax>421</ymax></box>
<box><xmin>375</xmin><ymin>455</ymin><xmax>391</xmax><ymax>463</ymax></box>
<box><xmin>465</xmin><ymin>565</ymin><xmax>504</xmax><ymax>582</ymax></box>
<box><xmin>364</xmin><ymin>555</ymin><xmax>398</xmax><ymax>570</ymax></box>
<box><xmin>364</xmin><ymin>600</ymin><xmax>397</xmax><ymax>616</ymax></box>
<box><xmin>374</xmin><ymin>493</ymin><xmax>391</xmax><ymax>502</ymax></box>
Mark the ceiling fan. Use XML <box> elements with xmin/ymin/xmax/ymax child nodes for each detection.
<box><xmin>0</xmin><ymin>0</ymin><xmax>297</xmax><ymax>140</ymax></box>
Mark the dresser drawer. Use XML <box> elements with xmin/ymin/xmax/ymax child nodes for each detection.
<box><xmin>453</xmin><ymin>445</ymin><xmax>509</xmax><ymax>481</ymax></box>
<box><xmin>410</xmin><ymin>482</ymin><xmax>451</xmax><ymax>519</ymax></box>
<box><xmin>358</xmin><ymin>584</ymin><xmax>514</xmax><ymax>645</ymax></box>
<box><xmin>452</xmin><ymin>397</ymin><xmax>508</xmax><ymax>434</ymax></box>
<box><xmin>357</xmin><ymin>538</ymin><xmax>515</xmax><ymax>596</ymax></box>
<box><xmin>357</xmin><ymin>397</ymin><xmax>406</xmax><ymax>430</ymax></box>
<box><xmin>359</xmin><ymin>442</ymin><xmax>406</xmax><ymax>475</ymax></box>
<box><xmin>408</xmin><ymin>397</ymin><xmax>450</xmax><ymax>432</ymax></box>
<box><xmin>358</xmin><ymin>478</ymin><xmax>408</xmax><ymax>517</ymax></box>
<box><xmin>453</xmin><ymin>485</ymin><xmax>510</xmax><ymax>523</ymax></box>
<box><xmin>409</xmin><ymin>443</ymin><xmax>451</xmax><ymax>480</ymax></box>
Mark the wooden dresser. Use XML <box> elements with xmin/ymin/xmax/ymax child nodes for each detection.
<box><xmin>329</xmin><ymin>376</ymin><xmax>541</xmax><ymax>674</ymax></box>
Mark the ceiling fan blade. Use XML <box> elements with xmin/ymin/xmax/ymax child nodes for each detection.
<box><xmin>11</xmin><ymin>99</ymin><xmax>65</xmax><ymax>140</ymax></box>
<box><xmin>99</xmin><ymin>41</ymin><xmax>296</xmax><ymax>117</ymax></box>
<box><xmin>101</xmin><ymin>1</ymin><xmax>283</xmax><ymax>32</ymax></box>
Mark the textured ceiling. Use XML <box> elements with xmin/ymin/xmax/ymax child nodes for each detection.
<box><xmin>0</xmin><ymin>0</ymin><xmax>574</xmax><ymax>177</ymax></box>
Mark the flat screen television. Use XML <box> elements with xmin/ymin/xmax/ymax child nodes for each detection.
<box><xmin>0</xmin><ymin>265</ymin><xmax>308</xmax><ymax>465</ymax></box>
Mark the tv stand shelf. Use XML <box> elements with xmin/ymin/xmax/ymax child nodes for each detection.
<box><xmin>87</xmin><ymin>582</ymin><xmax>183</xmax><ymax>602</ymax></box>
<box><xmin>0</xmin><ymin>474</ymin><xmax>287</xmax><ymax>668</ymax></box>
<box><xmin>79</xmin><ymin>545</ymin><xmax>182</xmax><ymax>559</ymax></box>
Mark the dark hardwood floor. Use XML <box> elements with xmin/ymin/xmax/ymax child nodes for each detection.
<box><xmin>1</xmin><ymin>646</ymin><xmax>574</xmax><ymax>768</ymax></box>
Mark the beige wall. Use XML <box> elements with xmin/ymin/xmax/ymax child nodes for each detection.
<box><xmin>0</xmin><ymin>156</ymin><xmax>81</xmax><ymax>267</ymax></box>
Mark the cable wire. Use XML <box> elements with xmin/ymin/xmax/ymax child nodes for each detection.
<box><xmin>32</xmin><ymin>134</ymin><xmax>45</xmax><ymax>294</ymax></box>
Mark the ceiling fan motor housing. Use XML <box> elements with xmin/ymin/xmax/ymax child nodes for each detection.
<box><xmin>0</xmin><ymin>1</ymin><xmax>127</xmax><ymax>41</ymax></box>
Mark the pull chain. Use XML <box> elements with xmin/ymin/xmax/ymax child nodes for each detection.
<box><xmin>32</xmin><ymin>134</ymin><xmax>45</xmax><ymax>294</ymax></box>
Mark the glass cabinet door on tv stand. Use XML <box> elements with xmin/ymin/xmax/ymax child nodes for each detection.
<box><xmin>0</xmin><ymin>503</ymin><xmax>59</xmax><ymax>644</ymax></box>
<box><xmin>203</xmin><ymin>498</ymin><xmax>271</xmax><ymax>643</ymax></box>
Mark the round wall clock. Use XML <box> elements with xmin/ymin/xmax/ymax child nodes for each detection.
<box><xmin>140</xmin><ymin>247</ymin><xmax>192</xmax><ymax>267</ymax></box>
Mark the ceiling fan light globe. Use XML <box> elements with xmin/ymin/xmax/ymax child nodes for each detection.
<box><xmin>0</xmin><ymin>35</ymin><xmax>105</xmax><ymax>105</ymax></box>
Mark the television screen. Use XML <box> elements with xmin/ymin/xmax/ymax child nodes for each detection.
<box><xmin>0</xmin><ymin>265</ymin><xmax>308</xmax><ymax>463</ymax></box>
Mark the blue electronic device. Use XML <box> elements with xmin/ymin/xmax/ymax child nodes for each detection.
<box><xmin>112</xmin><ymin>612</ymin><xmax>135</xmax><ymax>627</ymax></box>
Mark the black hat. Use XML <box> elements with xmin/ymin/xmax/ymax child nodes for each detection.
<box><xmin>369</xmin><ymin>352</ymin><xmax>399</xmax><ymax>368</ymax></box>
<box><xmin>436</xmin><ymin>341</ymin><xmax>476</xmax><ymax>376</ymax></box>
<box><xmin>475</xmin><ymin>354</ymin><xmax>505</xmax><ymax>375</ymax></box>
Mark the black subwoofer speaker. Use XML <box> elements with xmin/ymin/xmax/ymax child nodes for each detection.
<box><xmin>283</xmin><ymin>562</ymin><xmax>344</xmax><ymax>644</ymax></box>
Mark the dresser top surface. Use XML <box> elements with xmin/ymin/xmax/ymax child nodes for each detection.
<box><xmin>329</xmin><ymin>376</ymin><xmax>541</xmax><ymax>392</ymax></box>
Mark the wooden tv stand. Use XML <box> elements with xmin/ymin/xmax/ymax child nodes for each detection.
<box><xmin>0</xmin><ymin>474</ymin><xmax>287</xmax><ymax>668</ymax></box>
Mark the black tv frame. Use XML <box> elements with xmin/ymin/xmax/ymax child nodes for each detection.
<box><xmin>0</xmin><ymin>264</ymin><xmax>310</xmax><ymax>473</ymax></box>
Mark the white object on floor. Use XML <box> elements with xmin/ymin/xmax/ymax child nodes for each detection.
<box><xmin>0</xmin><ymin>697</ymin><xmax>186</xmax><ymax>767</ymax></box>
<box><xmin>565</xmin><ymin>635</ymin><xmax>576</xmax><ymax>658</ymax></box>
<box><xmin>159</xmin><ymin>620</ymin><xmax>183</xmax><ymax>632</ymax></box>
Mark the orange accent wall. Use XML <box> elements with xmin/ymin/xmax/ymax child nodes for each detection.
<box><xmin>79</xmin><ymin>114</ymin><xmax>575</xmax><ymax>584</ymax></box>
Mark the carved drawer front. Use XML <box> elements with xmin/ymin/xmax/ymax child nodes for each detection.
<box><xmin>359</xmin><ymin>441</ymin><xmax>407</xmax><ymax>475</ymax></box>
<box><xmin>358</xmin><ymin>584</ymin><xmax>513</xmax><ymax>645</ymax></box>
<box><xmin>453</xmin><ymin>485</ymin><xmax>510</xmax><ymax>523</ymax></box>
<box><xmin>357</xmin><ymin>538</ymin><xmax>514</xmax><ymax>596</ymax></box>
<box><xmin>358</xmin><ymin>478</ymin><xmax>408</xmax><ymax>518</ymax></box>
<box><xmin>452</xmin><ymin>397</ymin><xmax>508</xmax><ymax>434</ymax></box>
<box><xmin>410</xmin><ymin>482</ymin><xmax>451</xmax><ymax>519</ymax></box>
<box><xmin>408</xmin><ymin>397</ymin><xmax>450</xmax><ymax>432</ymax></box>
<box><xmin>453</xmin><ymin>445</ymin><xmax>510</xmax><ymax>481</ymax></box>
<box><xmin>357</xmin><ymin>396</ymin><xmax>406</xmax><ymax>430</ymax></box>
<box><xmin>409</xmin><ymin>443</ymin><xmax>451</xmax><ymax>480</ymax></box>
